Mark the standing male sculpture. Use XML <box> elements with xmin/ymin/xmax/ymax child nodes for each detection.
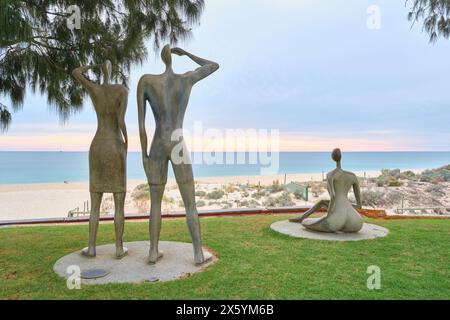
<box><xmin>72</xmin><ymin>60</ymin><xmax>128</xmax><ymax>259</ymax></box>
<box><xmin>290</xmin><ymin>148</ymin><xmax>364</xmax><ymax>233</ymax></box>
<box><xmin>137</xmin><ymin>45</ymin><xmax>219</xmax><ymax>265</ymax></box>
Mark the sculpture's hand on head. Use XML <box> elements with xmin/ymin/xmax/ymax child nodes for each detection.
<box><xmin>72</xmin><ymin>64</ymin><xmax>102</xmax><ymax>92</ymax></box>
<box><xmin>170</xmin><ymin>47</ymin><xmax>219</xmax><ymax>84</ymax></box>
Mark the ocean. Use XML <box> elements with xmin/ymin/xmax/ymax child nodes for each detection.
<box><xmin>1</xmin><ymin>151</ymin><xmax>450</xmax><ymax>184</ymax></box>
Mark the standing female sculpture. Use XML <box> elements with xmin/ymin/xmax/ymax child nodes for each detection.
<box><xmin>290</xmin><ymin>148</ymin><xmax>364</xmax><ymax>233</ymax></box>
<box><xmin>72</xmin><ymin>60</ymin><xmax>128</xmax><ymax>259</ymax></box>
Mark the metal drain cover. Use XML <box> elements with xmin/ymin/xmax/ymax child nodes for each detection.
<box><xmin>81</xmin><ymin>268</ymin><xmax>110</xmax><ymax>279</ymax></box>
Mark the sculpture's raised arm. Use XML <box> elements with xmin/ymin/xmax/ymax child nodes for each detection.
<box><xmin>171</xmin><ymin>48</ymin><xmax>219</xmax><ymax>84</ymax></box>
<box><xmin>137</xmin><ymin>78</ymin><xmax>149</xmax><ymax>160</ymax></box>
<box><xmin>353</xmin><ymin>175</ymin><xmax>362</xmax><ymax>209</ymax></box>
<box><xmin>72</xmin><ymin>64</ymin><xmax>100</xmax><ymax>92</ymax></box>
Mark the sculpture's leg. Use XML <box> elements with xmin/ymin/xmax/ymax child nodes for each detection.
<box><xmin>113</xmin><ymin>192</ymin><xmax>128</xmax><ymax>259</ymax></box>
<box><xmin>289</xmin><ymin>200</ymin><xmax>329</xmax><ymax>223</ymax></box>
<box><xmin>178</xmin><ymin>181</ymin><xmax>211</xmax><ymax>265</ymax></box>
<box><xmin>82</xmin><ymin>192</ymin><xmax>103</xmax><ymax>257</ymax></box>
<box><xmin>148</xmin><ymin>184</ymin><xmax>165</xmax><ymax>264</ymax></box>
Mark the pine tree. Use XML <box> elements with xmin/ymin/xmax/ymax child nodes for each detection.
<box><xmin>0</xmin><ymin>0</ymin><xmax>205</xmax><ymax>131</ymax></box>
<box><xmin>408</xmin><ymin>0</ymin><xmax>450</xmax><ymax>42</ymax></box>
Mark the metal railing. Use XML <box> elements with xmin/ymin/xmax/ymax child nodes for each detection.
<box><xmin>67</xmin><ymin>200</ymin><xmax>109</xmax><ymax>217</ymax></box>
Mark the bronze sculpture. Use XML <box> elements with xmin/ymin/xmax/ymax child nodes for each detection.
<box><xmin>290</xmin><ymin>148</ymin><xmax>364</xmax><ymax>233</ymax></box>
<box><xmin>137</xmin><ymin>45</ymin><xmax>219</xmax><ymax>265</ymax></box>
<box><xmin>72</xmin><ymin>60</ymin><xmax>128</xmax><ymax>259</ymax></box>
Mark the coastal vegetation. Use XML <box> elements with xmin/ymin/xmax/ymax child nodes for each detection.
<box><xmin>128</xmin><ymin>164</ymin><xmax>450</xmax><ymax>215</ymax></box>
<box><xmin>361</xmin><ymin>165</ymin><xmax>450</xmax><ymax>213</ymax></box>
<box><xmin>131</xmin><ymin>180</ymin><xmax>309</xmax><ymax>212</ymax></box>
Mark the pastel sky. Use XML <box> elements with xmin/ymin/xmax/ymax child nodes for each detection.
<box><xmin>1</xmin><ymin>0</ymin><xmax>450</xmax><ymax>152</ymax></box>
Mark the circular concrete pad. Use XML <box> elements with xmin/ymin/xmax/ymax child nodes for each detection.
<box><xmin>271</xmin><ymin>219</ymin><xmax>389</xmax><ymax>241</ymax></box>
<box><xmin>54</xmin><ymin>241</ymin><xmax>217</xmax><ymax>285</ymax></box>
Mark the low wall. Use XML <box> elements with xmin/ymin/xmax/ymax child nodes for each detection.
<box><xmin>0</xmin><ymin>207</ymin><xmax>448</xmax><ymax>227</ymax></box>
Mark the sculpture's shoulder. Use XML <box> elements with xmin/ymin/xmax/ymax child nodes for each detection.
<box><xmin>98</xmin><ymin>83</ymin><xmax>128</xmax><ymax>97</ymax></box>
<box><xmin>138</xmin><ymin>74</ymin><xmax>160</xmax><ymax>87</ymax></box>
<box><xmin>342</xmin><ymin>170</ymin><xmax>357</xmax><ymax>182</ymax></box>
<box><xmin>112</xmin><ymin>84</ymin><xmax>128</xmax><ymax>94</ymax></box>
<box><xmin>326</xmin><ymin>169</ymin><xmax>339</xmax><ymax>180</ymax></box>
<box><xmin>327</xmin><ymin>168</ymin><xmax>356</xmax><ymax>182</ymax></box>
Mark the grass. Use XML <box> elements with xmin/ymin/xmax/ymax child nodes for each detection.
<box><xmin>0</xmin><ymin>215</ymin><xmax>449</xmax><ymax>299</ymax></box>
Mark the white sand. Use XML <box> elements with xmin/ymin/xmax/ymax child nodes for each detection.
<box><xmin>0</xmin><ymin>171</ymin><xmax>383</xmax><ymax>221</ymax></box>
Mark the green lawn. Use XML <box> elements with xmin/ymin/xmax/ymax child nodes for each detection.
<box><xmin>0</xmin><ymin>215</ymin><xmax>449</xmax><ymax>299</ymax></box>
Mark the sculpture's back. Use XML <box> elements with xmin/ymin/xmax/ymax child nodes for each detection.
<box><xmin>89</xmin><ymin>84</ymin><xmax>128</xmax><ymax>193</ymax></box>
<box><xmin>72</xmin><ymin>60</ymin><xmax>129</xmax><ymax>259</ymax></box>
<box><xmin>299</xmin><ymin>149</ymin><xmax>364</xmax><ymax>233</ymax></box>
<box><xmin>327</xmin><ymin>171</ymin><xmax>363</xmax><ymax>232</ymax></box>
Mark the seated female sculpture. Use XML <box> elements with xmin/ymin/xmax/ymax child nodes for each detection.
<box><xmin>290</xmin><ymin>148</ymin><xmax>364</xmax><ymax>233</ymax></box>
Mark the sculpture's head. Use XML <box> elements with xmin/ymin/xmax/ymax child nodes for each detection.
<box><xmin>161</xmin><ymin>44</ymin><xmax>172</xmax><ymax>67</ymax></box>
<box><xmin>331</xmin><ymin>148</ymin><xmax>342</xmax><ymax>163</ymax></box>
<box><xmin>102</xmin><ymin>60</ymin><xmax>112</xmax><ymax>84</ymax></box>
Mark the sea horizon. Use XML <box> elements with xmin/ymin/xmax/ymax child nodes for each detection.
<box><xmin>1</xmin><ymin>151</ymin><xmax>450</xmax><ymax>185</ymax></box>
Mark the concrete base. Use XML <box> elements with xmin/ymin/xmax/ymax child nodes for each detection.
<box><xmin>270</xmin><ymin>219</ymin><xmax>389</xmax><ymax>241</ymax></box>
<box><xmin>53</xmin><ymin>241</ymin><xmax>217</xmax><ymax>285</ymax></box>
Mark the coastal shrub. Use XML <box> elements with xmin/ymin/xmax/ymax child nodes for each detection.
<box><xmin>225</xmin><ymin>184</ymin><xmax>238</xmax><ymax>193</ymax></box>
<box><xmin>430</xmin><ymin>177</ymin><xmax>445</xmax><ymax>184</ymax></box>
<box><xmin>361</xmin><ymin>190</ymin><xmax>385</xmax><ymax>207</ymax></box>
<box><xmin>376</xmin><ymin>179</ymin><xmax>387</xmax><ymax>187</ymax></box>
<box><xmin>238</xmin><ymin>200</ymin><xmax>249</xmax><ymax>207</ymax></box>
<box><xmin>268</xmin><ymin>180</ymin><xmax>283</xmax><ymax>194</ymax></box>
<box><xmin>132</xmin><ymin>184</ymin><xmax>151</xmax><ymax>213</ymax></box>
<box><xmin>264</xmin><ymin>192</ymin><xmax>295</xmax><ymax>208</ymax></box>
<box><xmin>263</xmin><ymin>197</ymin><xmax>277</xmax><ymax>207</ymax></box>
<box><xmin>247</xmin><ymin>199</ymin><xmax>261</xmax><ymax>208</ymax></box>
<box><xmin>132</xmin><ymin>183</ymin><xmax>150</xmax><ymax>195</ymax></box>
<box><xmin>374</xmin><ymin>169</ymin><xmax>415</xmax><ymax>186</ymax></box>
<box><xmin>101</xmin><ymin>195</ymin><xmax>114</xmax><ymax>213</ymax></box>
<box><xmin>311</xmin><ymin>184</ymin><xmax>325</xmax><ymax>197</ymax></box>
<box><xmin>196</xmin><ymin>200</ymin><xmax>206</xmax><ymax>208</ymax></box>
<box><xmin>221</xmin><ymin>201</ymin><xmax>232</xmax><ymax>209</ymax></box>
<box><xmin>293</xmin><ymin>191</ymin><xmax>304</xmax><ymax>200</ymax></box>
<box><xmin>388</xmin><ymin>179</ymin><xmax>403</xmax><ymax>187</ymax></box>
<box><xmin>403</xmin><ymin>170</ymin><xmax>416</xmax><ymax>179</ymax></box>
<box><xmin>304</xmin><ymin>181</ymin><xmax>326</xmax><ymax>197</ymax></box>
<box><xmin>384</xmin><ymin>191</ymin><xmax>403</xmax><ymax>205</ymax></box>
<box><xmin>251</xmin><ymin>190</ymin><xmax>266</xmax><ymax>199</ymax></box>
<box><xmin>277</xmin><ymin>192</ymin><xmax>295</xmax><ymax>207</ymax></box>
<box><xmin>162</xmin><ymin>195</ymin><xmax>174</xmax><ymax>204</ymax></box>
<box><xmin>206</xmin><ymin>190</ymin><xmax>225</xmax><ymax>200</ymax></box>
<box><xmin>419</xmin><ymin>165</ymin><xmax>450</xmax><ymax>182</ymax></box>
<box><xmin>239</xmin><ymin>184</ymin><xmax>251</xmax><ymax>192</ymax></box>
<box><xmin>241</xmin><ymin>191</ymin><xmax>250</xmax><ymax>197</ymax></box>
<box><xmin>426</xmin><ymin>184</ymin><xmax>445</xmax><ymax>197</ymax></box>
<box><xmin>195</xmin><ymin>191</ymin><xmax>206</xmax><ymax>197</ymax></box>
